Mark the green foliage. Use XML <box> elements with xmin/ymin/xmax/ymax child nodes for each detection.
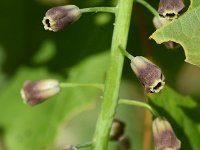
<box><xmin>0</xmin><ymin>0</ymin><xmax>200</xmax><ymax>149</ymax></box>
<box><xmin>149</xmin><ymin>86</ymin><xmax>200</xmax><ymax>150</ymax></box>
<box><xmin>0</xmin><ymin>52</ymin><xmax>109</xmax><ymax>150</ymax></box>
<box><xmin>150</xmin><ymin>0</ymin><xmax>200</xmax><ymax>67</ymax></box>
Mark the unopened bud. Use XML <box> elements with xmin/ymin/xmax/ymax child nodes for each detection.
<box><xmin>42</xmin><ymin>5</ymin><xmax>81</xmax><ymax>32</ymax></box>
<box><xmin>118</xmin><ymin>136</ymin><xmax>131</xmax><ymax>150</ymax></box>
<box><xmin>158</xmin><ymin>0</ymin><xmax>185</xmax><ymax>19</ymax></box>
<box><xmin>153</xmin><ymin>117</ymin><xmax>181</xmax><ymax>150</ymax></box>
<box><xmin>63</xmin><ymin>145</ymin><xmax>77</xmax><ymax>150</ymax></box>
<box><xmin>153</xmin><ymin>16</ymin><xmax>178</xmax><ymax>49</ymax></box>
<box><xmin>20</xmin><ymin>79</ymin><xmax>60</xmax><ymax>106</ymax></box>
<box><xmin>131</xmin><ymin>56</ymin><xmax>165</xmax><ymax>93</ymax></box>
<box><xmin>110</xmin><ymin>119</ymin><xmax>125</xmax><ymax>141</ymax></box>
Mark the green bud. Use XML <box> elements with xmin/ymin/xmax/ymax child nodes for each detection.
<box><xmin>20</xmin><ymin>79</ymin><xmax>60</xmax><ymax>106</ymax></box>
<box><xmin>110</xmin><ymin>119</ymin><xmax>125</xmax><ymax>141</ymax></box>
<box><xmin>158</xmin><ymin>0</ymin><xmax>185</xmax><ymax>19</ymax></box>
<box><xmin>131</xmin><ymin>56</ymin><xmax>165</xmax><ymax>93</ymax></box>
<box><xmin>153</xmin><ymin>117</ymin><xmax>181</xmax><ymax>150</ymax></box>
<box><xmin>42</xmin><ymin>5</ymin><xmax>81</xmax><ymax>32</ymax></box>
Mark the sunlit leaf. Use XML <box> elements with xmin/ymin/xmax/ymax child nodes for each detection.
<box><xmin>150</xmin><ymin>0</ymin><xmax>200</xmax><ymax>66</ymax></box>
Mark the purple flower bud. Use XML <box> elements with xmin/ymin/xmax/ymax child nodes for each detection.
<box><xmin>118</xmin><ymin>136</ymin><xmax>131</xmax><ymax>150</ymax></box>
<box><xmin>42</xmin><ymin>5</ymin><xmax>81</xmax><ymax>32</ymax></box>
<box><xmin>152</xmin><ymin>117</ymin><xmax>181</xmax><ymax>150</ymax></box>
<box><xmin>20</xmin><ymin>79</ymin><xmax>60</xmax><ymax>106</ymax></box>
<box><xmin>130</xmin><ymin>56</ymin><xmax>165</xmax><ymax>93</ymax></box>
<box><xmin>110</xmin><ymin>119</ymin><xmax>125</xmax><ymax>141</ymax></box>
<box><xmin>153</xmin><ymin>16</ymin><xmax>179</xmax><ymax>49</ymax></box>
<box><xmin>158</xmin><ymin>0</ymin><xmax>185</xmax><ymax>19</ymax></box>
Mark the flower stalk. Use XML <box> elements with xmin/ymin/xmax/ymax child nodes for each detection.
<box><xmin>80</xmin><ymin>7</ymin><xmax>116</xmax><ymax>14</ymax></box>
<box><xmin>119</xmin><ymin>99</ymin><xmax>158</xmax><ymax>116</ymax></box>
<box><xmin>90</xmin><ymin>0</ymin><xmax>134</xmax><ymax>149</ymax></box>
<box><xmin>135</xmin><ymin>0</ymin><xmax>158</xmax><ymax>16</ymax></box>
<box><xmin>59</xmin><ymin>83</ymin><xmax>104</xmax><ymax>90</ymax></box>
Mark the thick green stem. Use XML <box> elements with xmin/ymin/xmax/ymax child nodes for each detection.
<box><xmin>91</xmin><ymin>0</ymin><xmax>134</xmax><ymax>149</ymax></box>
<box><xmin>80</xmin><ymin>7</ymin><xmax>116</xmax><ymax>14</ymax></box>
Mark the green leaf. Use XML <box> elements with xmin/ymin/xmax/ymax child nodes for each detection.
<box><xmin>149</xmin><ymin>86</ymin><xmax>200</xmax><ymax>150</ymax></box>
<box><xmin>0</xmin><ymin>51</ymin><xmax>109</xmax><ymax>150</ymax></box>
<box><xmin>150</xmin><ymin>1</ymin><xmax>200</xmax><ymax>67</ymax></box>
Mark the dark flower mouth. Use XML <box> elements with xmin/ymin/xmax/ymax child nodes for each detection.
<box><xmin>42</xmin><ymin>17</ymin><xmax>56</xmax><ymax>31</ymax></box>
<box><xmin>45</xmin><ymin>19</ymin><xmax>51</xmax><ymax>27</ymax></box>
<box><xmin>149</xmin><ymin>80</ymin><xmax>165</xmax><ymax>93</ymax></box>
<box><xmin>153</xmin><ymin>82</ymin><xmax>162</xmax><ymax>91</ymax></box>
<box><xmin>160</xmin><ymin>12</ymin><xmax>176</xmax><ymax>18</ymax></box>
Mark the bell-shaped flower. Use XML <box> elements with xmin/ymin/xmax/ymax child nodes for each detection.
<box><xmin>131</xmin><ymin>56</ymin><xmax>165</xmax><ymax>93</ymax></box>
<box><xmin>42</xmin><ymin>5</ymin><xmax>81</xmax><ymax>32</ymax></box>
<box><xmin>20</xmin><ymin>79</ymin><xmax>60</xmax><ymax>106</ymax></box>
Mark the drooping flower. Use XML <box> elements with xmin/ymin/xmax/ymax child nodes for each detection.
<box><xmin>130</xmin><ymin>56</ymin><xmax>165</xmax><ymax>93</ymax></box>
<box><xmin>118</xmin><ymin>136</ymin><xmax>131</xmax><ymax>150</ymax></box>
<box><xmin>42</xmin><ymin>5</ymin><xmax>81</xmax><ymax>32</ymax></box>
<box><xmin>152</xmin><ymin>117</ymin><xmax>181</xmax><ymax>150</ymax></box>
<box><xmin>110</xmin><ymin>119</ymin><xmax>125</xmax><ymax>141</ymax></box>
<box><xmin>158</xmin><ymin>0</ymin><xmax>185</xmax><ymax>19</ymax></box>
<box><xmin>20</xmin><ymin>79</ymin><xmax>60</xmax><ymax>106</ymax></box>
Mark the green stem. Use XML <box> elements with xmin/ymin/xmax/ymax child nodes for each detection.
<box><xmin>91</xmin><ymin>0</ymin><xmax>134</xmax><ymax>149</ymax></box>
<box><xmin>59</xmin><ymin>83</ymin><xmax>104</xmax><ymax>90</ymax></box>
<box><xmin>80</xmin><ymin>7</ymin><xmax>116</xmax><ymax>14</ymax></box>
<box><xmin>76</xmin><ymin>141</ymin><xmax>93</xmax><ymax>149</ymax></box>
<box><xmin>135</xmin><ymin>0</ymin><xmax>158</xmax><ymax>16</ymax></box>
<box><xmin>119</xmin><ymin>99</ymin><xmax>158</xmax><ymax>116</ymax></box>
<box><xmin>119</xmin><ymin>45</ymin><xmax>135</xmax><ymax>60</ymax></box>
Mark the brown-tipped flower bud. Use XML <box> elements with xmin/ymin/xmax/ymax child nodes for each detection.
<box><xmin>158</xmin><ymin>0</ymin><xmax>185</xmax><ymax>19</ymax></box>
<box><xmin>20</xmin><ymin>79</ymin><xmax>60</xmax><ymax>106</ymax></box>
<box><xmin>118</xmin><ymin>136</ymin><xmax>131</xmax><ymax>150</ymax></box>
<box><xmin>63</xmin><ymin>145</ymin><xmax>77</xmax><ymax>150</ymax></box>
<box><xmin>110</xmin><ymin>119</ymin><xmax>125</xmax><ymax>141</ymax></box>
<box><xmin>153</xmin><ymin>16</ymin><xmax>179</xmax><ymax>49</ymax></box>
<box><xmin>42</xmin><ymin>5</ymin><xmax>81</xmax><ymax>32</ymax></box>
<box><xmin>131</xmin><ymin>56</ymin><xmax>165</xmax><ymax>93</ymax></box>
<box><xmin>152</xmin><ymin>117</ymin><xmax>181</xmax><ymax>150</ymax></box>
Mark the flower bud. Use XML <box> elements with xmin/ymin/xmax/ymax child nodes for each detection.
<box><xmin>110</xmin><ymin>119</ymin><xmax>125</xmax><ymax>141</ymax></box>
<box><xmin>42</xmin><ymin>5</ymin><xmax>81</xmax><ymax>32</ymax></box>
<box><xmin>152</xmin><ymin>117</ymin><xmax>181</xmax><ymax>150</ymax></box>
<box><xmin>158</xmin><ymin>0</ymin><xmax>185</xmax><ymax>19</ymax></box>
<box><xmin>130</xmin><ymin>56</ymin><xmax>165</xmax><ymax>93</ymax></box>
<box><xmin>20</xmin><ymin>79</ymin><xmax>60</xmax><ymax>106</ymax></box>
<box><xmin>153</xmin><ymin>16</ymin><xmax>178</xmax><ymax>49</ymax></box>
<box><xmin>118</xmin><ymin>136</ymin><xmax>131</xmax><ymax>150</ymax></box>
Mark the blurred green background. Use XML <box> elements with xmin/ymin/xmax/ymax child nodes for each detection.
<box><xmin>0</xmin><ymin>0</ymin><xmax>199</xmax><ymax>150</ymax></box>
